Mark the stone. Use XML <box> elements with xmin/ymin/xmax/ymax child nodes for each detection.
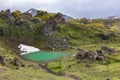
<box><xmin>0</xmin><ymin>29</ymin><xmax>4</xmax><ymax>36</ymax></box>
<box><xmin>101</xmin><ymin>46</ymin><xmax>116</xmax><ymax>55</ymax></box>
<box><xmin>1</xmin><ymin>9</ymin><xmax>15</xmax><ymax>25</ymax></box>
<box><xmin>43</xmin><ymin>13</ymin><xmax>65</xmax><ymax>36</ymax></box>
<box><xmin>96</xmin><ymin>50</ymin><xmax>104</xmax><ymax>56</ymax></box>
<box><xmin>15</xmin><ymin>19</ymin><xmax>24</xmax><ymax>25</ymax></box>
<box><xmin>76</xmin><ymin>49</ymin><xmax>107</xmax><ymax>62</ymax></box>
<box><xmin>31</xmin><ymin>18</ymin><xmax>40</xmax><ymax>23</ymax></box>
<box><xmin>96</xmin><ymin>56</ymin><xmax>105</xmax><ymax>60</ymax></box>
<box><xmin>0</xmin><ymin>55</ymin><xmax>6</xmax><ymax>66</ymax></box>
<box><xmin>13</xmin><ymin>58</ymin><xmax>20</xmax><ymax>66</ymax></box>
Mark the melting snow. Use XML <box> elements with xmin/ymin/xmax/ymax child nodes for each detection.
<box><xmin>18</xmin><ymin>44</ymin><xmax>40</xmax><ymax>55</ymax></box>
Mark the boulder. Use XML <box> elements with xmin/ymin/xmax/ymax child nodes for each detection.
<box><xmin>101</xmin><ymin>46</ymin><xmax>116</xmax><ymax>55</ymax></box>
<box><xmin>2</xmin><ymin>9</ymin><xmax>15</xmax><ymax>25</ymax></box>
<box><xmin>15</xmin><ymin>19</ymin><xmax>24</xmax><ymax>25</ymax></box>
<box><xmin>98</xmin><ymin>33</ymin><xmax>110</xmax><ymax>41</ymax></box>
<box><xmin>0</xmin><ymin>29</ymin><xmax>4</xmax><ymax>36</ymax></box>
<box><xmin>76</xmin><ymin>50</ymin><xmax>96</xmax><ymax>60</ymax></box>
<box><xmin>76</xmin><ymin>49</ymin><xmax>107</xmax><ymax>61</ymax></box>
<box><xmin>31</xmin><ymin>18</ymin><xmax>40</xmax><ymax>23</ymax></box>
<box><xmin>96</xmin><ymin>50</ymin><xmax>105</xmax><ymax>56</ymax></box>
<box><xmin>0</xmin><ymin>9</ymin><xmax>15</xmax><ymax>25</ymax></box>
<box><xmin>43</xmin><ymin>13</ymin><xmax>65</xmax><ymax>36</ymax></box>
<box><xmin>0</xmin><ymin>55</ymin><xmax>6</xmax><ymax>66</ymax></box>
<box><xmin>13</xmin><ymin>58</ymin><xmax>20</xmax><ymax>66</ymax></box>
<box><xmin>96</xmin><ymin>56</ymin><xmax>105</xmax><ymax>60</ymax></box>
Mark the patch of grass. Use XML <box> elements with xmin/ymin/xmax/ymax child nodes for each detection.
<box><xmin>0</xmin><ymin>66</ymin><xmax>72</xmax><ymax>80</ymax></box>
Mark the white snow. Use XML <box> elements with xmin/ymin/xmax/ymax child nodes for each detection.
<box><xmin>18</xmin><ymin>44</ymin><xmax>40</xmax><ymax>55</ymax></box>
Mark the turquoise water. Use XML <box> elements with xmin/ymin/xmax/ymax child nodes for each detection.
<box><xmin>21</xmin><ymin>51</ymin><xmax>71</xmax><ymax>62</ymax></box>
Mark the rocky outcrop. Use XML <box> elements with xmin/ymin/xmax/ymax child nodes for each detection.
<box><xmin>43</xmin><ymin>13</ymin><xmax>70</xmax><ymax>49</ymax></box>
<box><xmin>76</xmin><ymin>50</ymin><xmax>103</xmax><ymax>61</ymax></box>
<box><xmin>76</xmin><ymin>46</ymin><xmax>119</xmax><ymax>63</ymax></box>
<box><xmin>101</xmin><ymin>46</ymin><xmax>117</xmax><ymax>55</ymax></box>
<box><xmin>13</xmin><ymin>58</ymin><xmax>20</xmax><ymax>66</ymax></box>
<box><xmin>15</xmin><ymin>18</ymin><xmax>24</xmax><ymax>25</ymax></box>
<box><xmin>43</xmin><ymin>13</ymin><xmax>65</xmax><ymax>36</ymax></box>
<box><xmin>48</xmin><ymin>36</ymin><xmax>69</xmax><ymax>49</ymax></box>
<box><xmin>96</xmin><ymin>50</ymin><xmax>106</xmax><ymax>60</ymax></box>
<box><xmin>0</xmin><ymin>9</ymin><xmax>15</xmax><ymax>25</ymax></box>
<box><xmin>76</xmin><ymin>49</ymin><xmax>107</xmax><ymax>62</ymax></box>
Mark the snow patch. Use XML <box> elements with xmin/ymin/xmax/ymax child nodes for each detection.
<box><xmin>18</xmin><ymin>44</ymin><xmax>40</xmax><ymax>55</ymax></box>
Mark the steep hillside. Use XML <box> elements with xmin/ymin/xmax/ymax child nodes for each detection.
<box><xmin>0</xmin><ymin>9</ymin><xmax>120</xmax><ymax>50</ymax></box>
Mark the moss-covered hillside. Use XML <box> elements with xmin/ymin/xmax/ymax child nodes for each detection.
<box><xmin>1</xmin><ymin>9</ymin><xmax>120</xmax><ymax>49</ymax></box>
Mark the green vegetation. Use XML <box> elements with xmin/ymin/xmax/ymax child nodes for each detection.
<box><xmin>56</xmin><ymin>19</ymin><xmax>120</xmax><ymax>46</ymax></box>
<box><xmin>12</xmin><ymin>10</ymin><xmax>21</xmax><ymax>20</ymax></box>
<box><xmin>0</xmin><ymin>9</ymin><xmax>120</xmax><ymax>80</ymax></box>
<box><xmin>47</xmin><ymin>44</ymin><xmax>120</xmax><ymax>80</ymax></box>
<box><xmin>35</xmin><ymin>10</ymin><xmax>55</xmax><ymax>23</ymax></box>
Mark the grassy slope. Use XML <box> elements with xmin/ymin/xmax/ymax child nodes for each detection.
<box><xmin>56</xmin><ymin>19</ymin><xmax>120</xmax><ymax>46</ymax></box>
<box><xmin>71</xmin><ymin>47</ymin><xmax>120</xmax><ymax>80</ymax></box>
